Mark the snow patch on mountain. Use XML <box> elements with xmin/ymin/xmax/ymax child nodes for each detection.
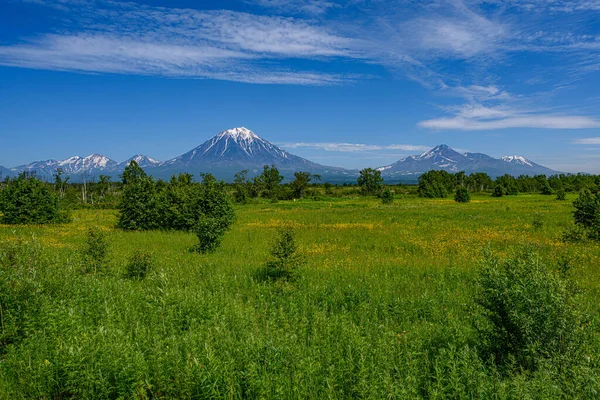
<box><xmin>502</xmin><ymin>155</ymin><xmax>533</xmax><ymax>167</ymax></box>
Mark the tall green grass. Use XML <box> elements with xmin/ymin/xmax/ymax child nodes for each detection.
<box><xmin>0</xmin><ymin>194</ymin><xmax>599</xmax><ymax>398</ymax></box>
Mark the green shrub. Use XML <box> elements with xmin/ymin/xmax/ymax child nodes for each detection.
<box><xmin>572</xmin><ymin>189</ymin><xmax>600</xmax><ymax>240</ymax></box>
<box><xmin>474</xmin><ymin>250</ymin><xmax>585</xmax><ymax>372</ymax></box>
<box><xmin>193</xmin><ymin>217</ymin><xmax>227</xmax><ymax>254</ymax></box>
<box><xmin>357</xmin><ymin>168</ymin><xmax>384</xmax><ymax>196</ymax></box>
<box><xmin>81</xmin><ymin>227</ymin><xmax>109</xmax><ymax>274</ymax></box>
<box><xmin>380</xmin><ymin>188</ymin><xmax>394</xmax><ymax>204</ymax></box>
<box><xmin>540</xmin><ymin>183</ymin><xmax>553</xmax><ymax>195</ymax></box>
<box><xmin>561</xmin><ymin>224</ymin><xmax>588</xmax><ymax>243</ymax></box>
<box><xmin>262</xmin><ymin>227</ymin><xmax>303</xmax><ymax>281</ymax></box>
<box><xmin>125</xmin><ymin>250</ymin><xmax>153</xmax><ymax>280</ymax></box>
<box><xmin>116</xmin><ymin>163</ymin><xmax>236</xmax><ymax>238</ymax></box>
<box><xmin>0</xmin><ymin>173</ymin><xmax>70</xmax><ymax>224</ymax></box>
<box><xmin>116</xmin><ymin>162</ymin><xmax>160</xmax><ymax>230</ymax></box>
<box><xmin>492</xmin><ymin>185</ymin><xmax>504</xmax><ymax>198</ymax></box>
<box><xmin>454</xmin><ymin>187</ymin><xmax>470</xmax><ymax>203</ymax></box>
<box><xmin>532</xmin><ymin>213</ymin><xmax>543</xmax><ymax>230</ymax></box>
<box><xmin>556</xmin><ymin>189</ymin><xmax>566</xmax><ymax>201</ymax></box>
<box><xmin>418</xmin><ymin>170</ymin><xmax>455</xmax><ymax>198</ymax></box>
<box><xmin>0</xmin><ymin>239</ymin><xmax>44</xmax><ymax>350</ymax></box>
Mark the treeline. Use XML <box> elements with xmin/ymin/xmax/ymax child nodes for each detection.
<box><xmin>417</xmin><ymin>170</ymin><xmax>600</xmax><ymax>198</ymax></box>
<box><xmin>3</xmin><ymin>165</ymin><xmax>600</xmax><ymax>211</ymax></box>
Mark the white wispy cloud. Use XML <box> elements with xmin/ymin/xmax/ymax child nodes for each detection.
<box><xmin>420</xmin><ymin>113</ymin><xmax>600</xmax><ymax>130</ymax></box>
<box><xmin>572</xmin><ymin>137</ymin><xmax>600</xmax><ymax>145</ymax></box>
<box><xmin>252</xmin><ymin>0</ymin><xmax>339</xmax><ymax>15</ymax></box>
<box><xmin>0</xmin><ymin>1</ymin><xmax>360</xmax><ymax>84</ymax></box>
<box><xmin>278</xmin><ymin>142</ymin><xmax>430</xmax><ymax>152</ymax></box>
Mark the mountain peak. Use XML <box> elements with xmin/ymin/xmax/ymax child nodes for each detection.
<box><xmin>418</xmin><ymin>144</ymin><xmax>462</xmax><ymax>160</ymax></box>
<box><xmin>217</xmin><ymin>127</ymin><xmax>258</xmax><ymax>142</ymax></box>
<box><xmin>502</xmin><ymin>155</ymin><xmax>533</xmax><ymax>167</ymax></box>
<box><xmin>124</xmin><ymin>154</ymin><xmax>160</xmax><ymax>167</ymax></box>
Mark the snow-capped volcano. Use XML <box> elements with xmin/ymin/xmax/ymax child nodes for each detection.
<box><xmin>164</xmin><ymin>127</ymin><xmax>291</xmax><ymax>166</ymax></box>
<box><xmin>379</xmin><ymin>145</ymin><xmax>558</xmax><ymax>178</ymax></box>
<box><xmin>156</xmin><ymin>127</ymin><xmax>354</xmax><ymax>181</ymax></box>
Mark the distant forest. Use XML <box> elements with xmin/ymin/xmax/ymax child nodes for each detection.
<box><xmin>1</xmin><ymin>163</ymin><xmax>598</xmax><ymax>210</ymax></box>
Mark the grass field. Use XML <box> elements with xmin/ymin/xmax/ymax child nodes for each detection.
<box><xmin>1</xmin><ymin>194</ymin><xmax>599</xmax><ymax>398</ymax></box>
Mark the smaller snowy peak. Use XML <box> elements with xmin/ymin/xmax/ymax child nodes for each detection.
<box><xmin>129</xmin><ymin>155</ymin><xmax>159</xmax><ymax>164</ymax></box>
<box><xmin>418</xmin><ymin>144</ymin><xmax>452</xmax><ymax>160</ymax></box>
<box><xmin>217</xmin><ymin>127</ymin><xmax>258</xmax><ymax>142</ymax></box>
<box><xmin>502</xmin><ymin>156</ymin><xmax>533</xmax><ymax>167</ymax></box>
<box><xmin>58</xmin><ymin>156</ymin><xmax>82</xmax><ymax>166</ymax></box>
<box><xmin>83</xmin><ymin>154</ymin><xmax>113</xmax><ymax>168</ymax></box>
<box><xmin>121</xmin><ymin>155</ymin><xmax>161</xmax><ymax>168</ymax></box>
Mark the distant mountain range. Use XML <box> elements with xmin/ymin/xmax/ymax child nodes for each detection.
<box><xmin>0</xmin><ymin>127</ymin><xmax>560</xmax><ymax>183</ymax></box>
<box><xmin>377</xmin><ymin>144</ymin><xmax>558</xmax><ymax>179</ymax></box>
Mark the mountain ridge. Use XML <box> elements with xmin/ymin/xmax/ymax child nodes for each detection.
<box><xmin>3</xmin><ymin>129</ymin><xmax>560</xmax><ymax>182</ymax></box>
<box><xmin>377</xmin><ymin>144</ymin><xmax>558</xmax><ymax>178</ymax></box>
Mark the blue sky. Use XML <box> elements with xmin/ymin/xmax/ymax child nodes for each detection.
<box><xmin>1</xmin><ymin>0</ymin><xmax>600</xmax><ymax>172</ymax></box>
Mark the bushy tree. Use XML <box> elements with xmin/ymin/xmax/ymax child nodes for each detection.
<box><xmin>193</xmin><ymin>217</ymin><xmax>227</xmax><ymax>254</ymax></box>
<box><xmin>540</xmin><ymin>182</ymin><xmax>554</xmax><ymax>195</ymax></box>
<box><xmin>233</xmin><ymin>169</ymin><xmax>251</xmax><ymax>203</ymax></box>
<box><xmin>116</xmin><ymin>161</ymin><xmax>160</xmax><ymax>230</ymax></box>
<box><xmin>572</xmin><ymin>189</ymin><xmax>600</xmax><ymax>240</ymax></box>
<box><xmin>256</xmin><ymin>165</ymin><xmax>283</xmax><ymax>199</ymax></box>
<box><xmin>492</xmin><ymin>185</ymin><xmax>504</xmax><ymax>198</ymax></box>
<box><xmin>496</xmin><ymin>174</ymin><xmax>519</xmax><ymax>195</ymax></box>
<box><xmin>454</xmin><ymin>187</ymin><xmax>470</xmax><ymax>203</ymax></box>
<box><xmin>290</xmin><ymin>171</ymin><xmax>320</xmax><ymax>199</ymax></box>
<box><xmin>556</xmin><ymin>188</ymin><xmax>566</xmax><ymax>201</ymax></box>
<box><xmin>125</xmin><ymin>250</ymin><xmax>153</xmax><ymax>280</ymax></box>
<box><xmin>263</xmin><ymin>227</ymin><xmax>303</xmax><ymax>281</ymax></box>
<box><xmin>0</xmin><ymin>173</ymin><xmax>70</xmax><ymax>224</ymax></box>
<box><xmin>357</xmin><ymin>168</ymin><xmax>384</xmax><ymax>195</ymax></box>
<box><xmin>418</xmin><ymin>170</ymin><xmax>454</xmax><ymax>198</ymax></box>
<box><xmin>467</xmin><ymin>172</ymin><xmax>493</xmax><ymax>192</ymax></box>
<box><xmin>475</xmin><ymin>250</ymin><xmax>585</xmax><ymax>372</ymax></box>
<box><xmin>191</xmin><ymin>174</ymin><xmax>236</xmax><ymax>252</ymax></box>
<box><xmin>81</xmin><ymin>227</ymin><xmax>109</xmax><ymax>275</ymax></box>
<box><xmin>116</xmin><ymin>164</ymin><xmax>235</xmax><ymax>251</ymax></box>
<box><xmin>380</xmin><ymin>187</ymin><xmax>394</xmax><ymax>204</ymax></box>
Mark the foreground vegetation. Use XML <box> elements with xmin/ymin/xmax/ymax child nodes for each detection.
<box><xmin>1</xmin><ymin>193</ymin><xmax>599</xmax><ymax>398</ymax></box>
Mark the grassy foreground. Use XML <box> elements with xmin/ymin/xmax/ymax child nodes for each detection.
<box><xmin>1</xmin><ymin>194</ymin><xmax>599</xmax><ymax>399</ymax></box>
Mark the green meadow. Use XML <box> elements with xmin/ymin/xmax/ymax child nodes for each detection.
<box><xmin>1</xmin><ymin>194</ymin><xmax>599</xmax><ymax>398</ymax></box>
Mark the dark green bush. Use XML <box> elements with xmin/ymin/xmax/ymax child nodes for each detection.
<box><xmin>572</xmin><ymin>189</ymin><xmax>600</xmax><ymax>240</ymax></box>
<box><xmin>532</xmin><ymin>213</ymin><xmax>543</xmax><ymax>230</ymax></box>
<box><xmin>0</xmin><ymin>173</ymin><xmax>70</xmax><ymax>224</ymax></box>
<box><xmin>418</xmin><ymin>170</ymin><xmax>455</xmax><ymax>198</ymax></box>
<box><xmin>556</xmin><ymin>189</ymin><xmax>566</xmax><ymax>201</ymax></box>
<box><xmin>561</xmin><ymin>224</ymin><xmax>588</xmax><ymax>243</ymax></box>
<box><xmin>474</xmin><ymin>250</ymin><xmax>586</xmax><ymax>372</ymax></box>
<box><xmin>380</xmin><ymin>188</ymin><xmax>394</xmax><ymax>204</ymax></box>
<box><xmin>454</xmin><ymin>187</ymin><xmax>470</xmax><ymax>203</ymax></box>
<box><xmin>0</xmin><ymin>239</ymin><xmax>44</xmax><ymax>351</ymax></box>
<box><xmin>124</xmin><ymin>250</ymin><xmax>153</xmax><ymax>280</ymax></box>
<box><xmin>540</xmin><ymin>183</ymin><xmax>553</xmax><ymax>195</ymax></box>
<box><xmin>262</xmin><ymin>227</ymin><xmax>303</xmax><ymax>281</ymax></box>
<box><xmin>81</xmin><ymin>227</ymin><xmax>109</xmax><ymax>274</ymax></box>
<box><xmin>116</xmin><ymin>163</ymin><xmax>235</xmax><ymax>243</ymax></box>
<box><xmin>357</xmin><ymin>168</ymin><xmax>384</xmax><ymax>196</ymax></box>
<box><xmin>492</xmin><ymin>185</ymin><xmax>504</xmax><ymax>198</ymax></box>
<box><xmin>193</xmin><ymin>217</ymin><xmax>227</xmax><ymax>254</ymax></box>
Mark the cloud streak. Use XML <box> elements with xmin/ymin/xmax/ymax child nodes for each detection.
<box><xmin>279</xmin><ymin>142</ymin><xmax>430</xmax><ymax>152</ymax></box>
<box><xmin>0</xmin><ymin>1</ymin><xmax>360</xmax><ymax>84</ymax></box>
<box><xmin>572</xmin><ymin>137</ymin><xmax>600</xmax><ymax>145</ymax></box>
